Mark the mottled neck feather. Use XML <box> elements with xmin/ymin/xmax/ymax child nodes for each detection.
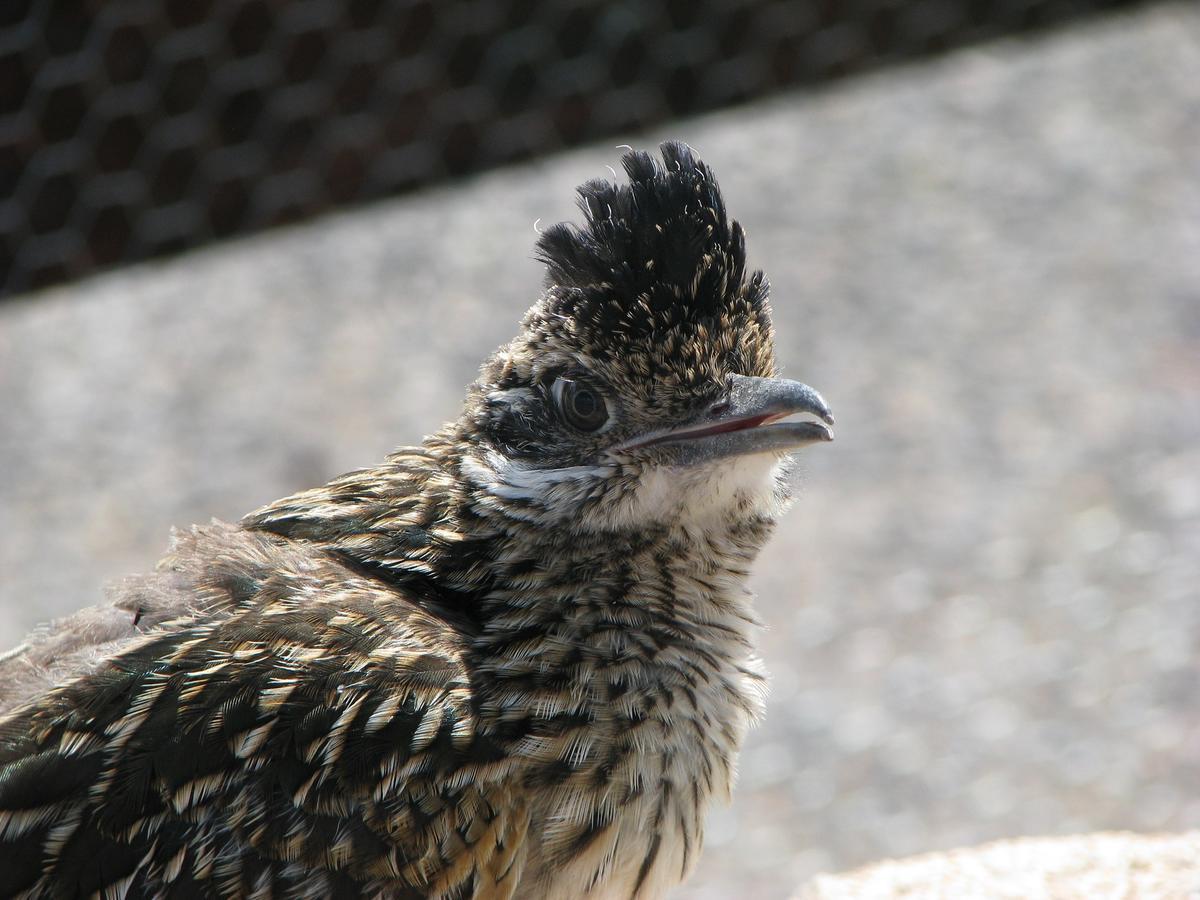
<box><xmin>242</xmin><ymin>430</ymin><xmax>778</xmax><ymax>641</ymax></box>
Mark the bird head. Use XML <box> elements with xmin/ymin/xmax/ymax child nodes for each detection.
<box><xmin>458</xmin><ymin>143</ymin><xmax>832</xmax><ymax>533</ymax></box>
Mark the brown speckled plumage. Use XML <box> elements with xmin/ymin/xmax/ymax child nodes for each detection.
<box><xmin>0</xmin><ymin>143</ymin><xmax>833</xmax><ymax>899</ymax></box>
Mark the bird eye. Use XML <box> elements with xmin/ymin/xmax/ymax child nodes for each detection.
<box><xmin>552</xmin><ymin>376</ymin><xmax>610</xmax><ymax>432</ymax></box>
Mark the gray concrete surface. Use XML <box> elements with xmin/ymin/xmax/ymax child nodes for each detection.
<box><xmin>2</xmin><ymin>3</ymin><xmax>1199</xmax><ymax>897</ymax></box>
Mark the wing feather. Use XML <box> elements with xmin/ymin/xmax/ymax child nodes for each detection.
<box><xmin>0</xmin><ymin>569</ymin><xmax>525</xmax><ymax>899</ymax></box>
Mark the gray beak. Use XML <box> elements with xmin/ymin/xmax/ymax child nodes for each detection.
<box><xmin>616</xmin><ymin>374</ymin><xmax>834</xmax><ymax>464</ymax></box>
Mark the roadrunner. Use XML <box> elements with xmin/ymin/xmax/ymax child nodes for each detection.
<box><xmin>0</xmin><ymin>143</ymin><xmax>833</xmax><ymax>899</ymax></box>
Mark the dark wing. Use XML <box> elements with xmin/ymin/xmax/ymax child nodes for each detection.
<box><xmin>0</xmin><ymin>581</ymin><xmax>527</xmax><ymax>900</ymax></box>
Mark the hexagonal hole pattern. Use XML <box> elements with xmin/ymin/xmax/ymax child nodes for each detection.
<box><xmin>94</xmin><ymin>114</ymin><xmax>145</xmax><ymax>171</ymax></box>
<box><xmin>29</xmin><ymin>172</ymin><xmax>77</xmax><ymax>234</ymax></box>
<box><xmin>2</xmin><ymin>0</ymin><xmax>1142</xmax><ymax>296</ymax></box>
<box><xmin>104</xmin><ymin>25</ymin><xmax>151</xmax><ymax>84</ymax></box>
<box><xmin>39</xmin><ymin>82</ymin><xmax>87</xmax><ymax>142</ymax></box>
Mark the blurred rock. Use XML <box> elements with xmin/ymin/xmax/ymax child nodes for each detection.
<box><xmin>795</xmin><ymin>831</ymin><xmax>1200</xmax><ymax>899</ymax></box>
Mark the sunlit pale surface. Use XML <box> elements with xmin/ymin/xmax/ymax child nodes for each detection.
<box><xmin>1</xmin><ymin>4</ymin><xmax>1197</xmax><ymax>896</ymax></box>
<box><xmin>797</xmin><ymin>832</ymin><xmax>1200</xmax><ymax>899</ymax></box>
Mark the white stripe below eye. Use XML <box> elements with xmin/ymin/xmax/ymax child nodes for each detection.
<box><xmin>489</xmin><ymin>454</ymin><xmax>612</xmax><ymax>498</ymax></box>
<box><xmin>461</xmin><ymin>451</ymin><xmax>613</xmax><ymax>506</ymax></box>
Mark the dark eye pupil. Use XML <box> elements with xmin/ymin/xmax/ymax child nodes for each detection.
<box><xmin>572</xmin><ymin>390</ymin><xmax>597</xmax><ymax>417</ymax></box>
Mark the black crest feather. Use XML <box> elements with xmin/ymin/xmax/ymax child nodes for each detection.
<box><xmin>534</xmin><ymin>142</ymin><xmax>758</xmax><ymax>329</ymax></box>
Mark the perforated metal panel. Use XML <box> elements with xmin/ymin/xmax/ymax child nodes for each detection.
<box><xmin>2</xmin><ymin>0</ymin><xmax>1142</xmax><ymax>297</ymax></box>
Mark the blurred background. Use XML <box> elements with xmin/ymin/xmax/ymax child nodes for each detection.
<box><xmin>1</xmin><ymin>1</ymin><xmax>1198</xmax><ymax>897</ymax></box>
<box><xmin>0</xmin><ymin>0</ymin><xmax>1154</xmax><ymax>296</ymax></box>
